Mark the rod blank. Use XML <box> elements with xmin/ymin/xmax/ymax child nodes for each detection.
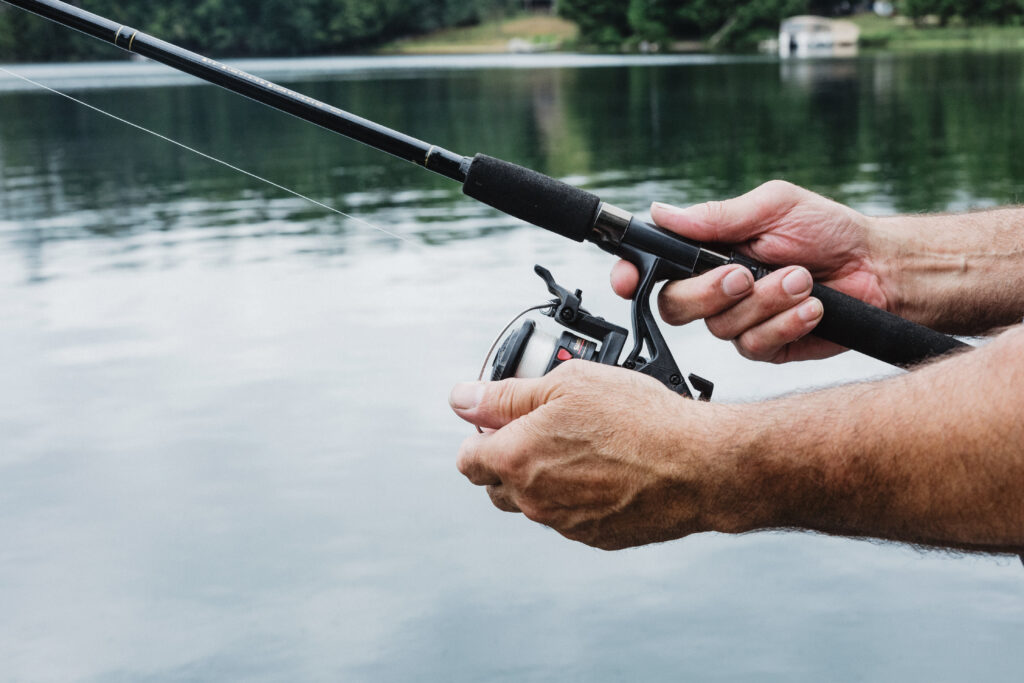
<box><xmin>2</xmin><ymin>0</ymin><xmax>470</xmax><ymax>181</ymax></box>
<box><xmin>4</xmin><ymin>0</ymin><xmax>971</xmax><ymax>370</ymax></box>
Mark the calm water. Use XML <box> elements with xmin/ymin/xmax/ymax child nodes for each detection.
<box><xmin>1</xmin><ymin>52</ymin><xmax>1023</xmax><ymax>682</ymax></box>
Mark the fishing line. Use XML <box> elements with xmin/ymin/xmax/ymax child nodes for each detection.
<box><xmin>0</xmin><ymin>0</ymin><xmax>970</xmax><ymax>372</ymax></box>
<box><xmin>0</xmin><ymin>65</ymin><xmax>418</xmax><ymax>248</ymax></box>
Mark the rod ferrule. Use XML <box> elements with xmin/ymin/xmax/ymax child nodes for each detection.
<box><xmin>590</xmin><ymin>203</ymin><xmax>632</xmax><ymax>249</ymax></box>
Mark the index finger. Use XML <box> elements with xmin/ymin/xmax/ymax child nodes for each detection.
<box><xmin>612</xmin><ymin>260</ymin><xmax>756</xmax><ymax>323</ymax></box>
<box><xmin>456</xmin><ymin>418</ymin><xmax>539</xmax><ymax>493</ymax></box>
<box><xmin>656</xmin><ymin>265</ymin><xmax>755</xmax><ymax>326</ymax></box>
<box><xmin>457</xmin><ymin>432</ymin><xmax>502</xmax><ymax>487</ymax></box>
<box><xmin>610</xmin><ymin>259</ymin><xmax>640</xmax><ymax>299</ymax></box>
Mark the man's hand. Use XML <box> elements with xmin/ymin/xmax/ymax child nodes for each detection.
<box><xmin>452</xmin><ymin>330</ymin><xmax>1024</xmax><ymax>554</ymax></box>
<box><xmin>449</xmin><ymin>362</ymin><xmax>744</xmax><ymax>550</ymax></box>
<box><xmin>611</xmin><ymin>181</ymin><xmax>891</xmax><ymax>362</ymax></box>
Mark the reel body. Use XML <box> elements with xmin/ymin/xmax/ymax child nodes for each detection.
<box><xmin>490</xmin><ymin>265</ymin><xmax>713</xmax><ymax>401</ymax></box>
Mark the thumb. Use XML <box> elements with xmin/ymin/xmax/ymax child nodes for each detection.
<box><xmin>449</xmin><ymin>377</ymin><xmax>551</xmax><ymax>431</ymax></box>
<box><xmin>651</xmin><ymin>181</ymin><xmax>798</xmax><ymax>244</ymax></box>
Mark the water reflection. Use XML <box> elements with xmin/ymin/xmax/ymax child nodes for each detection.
<box><xmin>3</xmin><ymin>53</ymin><xmax>1024</xmax><ymax>284</ymax></box>
<box><xmin>1</xmin><ymin>53</ymin><xmax>1023</xmax><ymax>681</ymax></box>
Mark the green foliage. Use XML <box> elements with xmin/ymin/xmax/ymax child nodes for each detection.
<box><xmin>717</xmin><ymin>0</ymin><xmax>810</xmax><ymax>48</ymax></box>
<box><xmin>627</xmin><ymin>0</ymin><xmax>732</xmax><ymax>40</ymax></box>
<box><xmin>563</xmin><ymin>0</ymin><xmax>1024</xmax><ymax>48</ymax></box>
<box><xmin>623</xmin><ymin>0</ymin><xmax>808</xmax><ymax>47</ymax></box>
<box><xmin>557</xmin><ymin>0</ymin><xmax>629</xmax><ymax>45</ymax></box>
<box><xmin>900</xmin><ymin>0</ymin><xmax>1024</xmax><ymax>24</ymax></box>
<box><xmin>0</xmin><ymin>0</ymin><xmax>520</xmax><ymax>61</ymax></box>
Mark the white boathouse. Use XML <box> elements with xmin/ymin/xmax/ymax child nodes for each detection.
<box><xmin>779</xmin><ymin>16</ymin><xmax>860</xmax><ymax>58</ymax></box>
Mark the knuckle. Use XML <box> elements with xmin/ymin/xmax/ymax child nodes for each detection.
<box><xmin>761</xmin><ymin>180</ymin><xmax>790</xmax><ymax>193</ymax></box>
<box><xmin>733</xmin><ymin>338</ymin><xmax>760</xmax><ymax>362</ymax></box>
<box><xmin>496</xmin><ymin>430</ymin><xmax>541</xmax><ymax>486</ymax></box>
<box><xmin>594</xmin><ymin>539</ymin><xmax>624</xmax><ymax>552</ymax></box>
<box><xmin>556</xmin><ymin>358</ymin><xmax>586</xmax><ymax>379</ymax></box>
<box><xmin>759</xmin><ymin>178</ymin><xmax>795</xmax><ymax>196</ymax></box>
<box><xmin>705</xmin><ymin>315</ymin><xmax>737</xmax><ymax>341</ymax></box>
<box><xmin>731</xmin><ymin>338</ymin><xmax>757</xmax><ymax>361</ymax></box>
<box><xmin>499</xmin><ymin>444</ymin><xmax>528</xmax><ymax>480</ymax></box>
<box><xmin>700</xmin><ymin>199</ymin><xmax>727</xmax><ymax>224</ymax></box>
<box><xmin>658</xmin><ymin>275</ymin><xmax>726</xmax><ymax>326</ymax></box>
<box><xmin>740</xmin><ymin>335</ymin><xmax>769</xmax><ymax>359</ymax></box>
<box><xmin>518</xmin><ymin>500</ymin><xmax>545</xmax><ymax>524</ymax></box>
<box><xmin>456</xmin><ymin>441</ymin><xmax>476</xmax><ymax>476</ymax></box>
<box><xmin>565</xmin><ymin>525</ymin><xmax>623</xmax><ymax>551</ymax></box>
<box><xmin>735</xmin><ymin>332</ymin><xmax>777</xmax><ymax>362</ymax></box>
<box><xmin>657</xmin><ymin>288</ymin><xmax>687</xmax><ymax>325</ymax></box>
<box><xmin>493</xmin><ymin>379</ymin><xmax>520</xmax><ymax>414</ymax></box>
<box><xmin>486</xmin><ymin>486</ymin><xmax>520</xmax><ymax>513</ymax></box>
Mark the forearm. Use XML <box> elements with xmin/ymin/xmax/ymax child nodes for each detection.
<box><xmin>714</xmin><ymin>327</ymin><xmax>1024</xmax><ymax>552</ymax></box>
<box><xmin>871</xmin><ymin>209</ymin><xmax>1024</xmax><ymax>334</ymax></box>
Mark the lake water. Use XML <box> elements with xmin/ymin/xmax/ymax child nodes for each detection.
<box><xmin>1</xmin><ymin>52</ymin><xmax>1022</xmax><ymax>681</ymax></box>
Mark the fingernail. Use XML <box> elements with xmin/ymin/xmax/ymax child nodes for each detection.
<box><xmin>651</xmin><ymin>201</ymin><xmax>682</xmax><ymax>215</ymax></box>
<box><xmin>722</xmin><ymin>269</ymin><xmax>753</xmax><ymax>297</ymax></box>
<box><xmin>450</xmin><ymin>382</ymin><xmax>485</xmax><ymax>411</ymax></box>
<box><xmin>798</xmin><ymin>298</ymin><xmax>823</xmax><ymax>322</ymax></box>
<box><xmin>783</xmin><ymin>268</ymin><xmax>813</xmax><ymax>296</ymax></box>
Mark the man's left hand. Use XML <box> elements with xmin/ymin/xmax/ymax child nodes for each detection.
<box><xmin>450</xmin><ymin>362</ymin><xmax>741</xmax><ymax>550</ymax></box>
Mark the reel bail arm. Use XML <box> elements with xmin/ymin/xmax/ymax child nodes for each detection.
<box><xmin>534</xmin><ymin>265</ymin><xmax>628</xmax><ymax>367</ymax></box>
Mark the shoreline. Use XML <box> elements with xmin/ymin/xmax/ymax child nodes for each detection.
<box><xmin>0</xmin><ymin>53</ymin><xmax>770</xmax><ymax>93</ymax></box>
<box><xmin>382</xmin><ymin>12</ymin><xmax>1024</xmax><ymax>56</ymax></box>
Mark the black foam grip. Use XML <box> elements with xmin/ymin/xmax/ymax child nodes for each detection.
<box><xmin>462</xmin><ymin>154</ymin><xmax>601</xmax><ymax>242</ymax></box>
<box><xmin>811</xmin><ymin>284</ymin><xmax>969</xmax><ymax>367</ymax></box>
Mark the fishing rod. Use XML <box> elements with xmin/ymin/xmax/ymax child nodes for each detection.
<box><xmin>3</xmin><ymin>0</ymin><xmax>969</xmax><ymax>396</ymax></box>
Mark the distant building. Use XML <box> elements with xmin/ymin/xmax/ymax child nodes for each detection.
<box><xmin>779</xmin><ymin>15</ymin><xmax>860</xmax><ymax>58</ymax></box>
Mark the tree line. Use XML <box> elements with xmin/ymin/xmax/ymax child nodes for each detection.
<box><xmin>3</xmin><ymin>0</ymin><xmax>1023</xmax><ymax>61</ymax></box>
<box><xmin>902</xmin><ymin>0</ymin><xmax>1024</xmax><ymax>25</ymax></box>
<box><xmin>0</xmin><ymin>0</ymin><xmax>519</xmax><ymax>61</ymax></box>
<box><xmin>558</xmin><ymin>0</ymin><xmax>1024</xmax><ymax>49</ymax></box>
<box><xmin>558</xmin><ymin>0</ymin><xmax>811</xmax><ymax>49</ymax></box>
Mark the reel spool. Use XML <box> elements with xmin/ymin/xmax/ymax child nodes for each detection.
<box><xmin>491</xmin><ymin>321</ymin><xmax>598</xmax><ymax>381</ymax></box>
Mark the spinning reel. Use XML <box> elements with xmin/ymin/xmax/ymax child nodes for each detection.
<box><xmin>487</xmin><ymin>264</ymin><xmax>714</xmax><ymax>401</ymax></box>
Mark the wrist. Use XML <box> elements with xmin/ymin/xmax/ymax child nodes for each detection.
<box><xmin>684</xmin><ymin>402</ymin><xmax>790</xmax><ymax>535</ymax></box>
<box><xmin>869</xmin><ymin>213</ymin><xmax>971</xmax><ymax>327</ymax></box>
<box><xmin>866</xmin><ymin>214</ymin><xmax>915</xmax><ymax>318</ymax></box>
<box><xmin>869</xmin><ymin>210</ymin><xmax>1024</xmax><ymax>332</ymax></box>
<box><xmin>699</xmin><ymin>394</ymin><xmax>866</xmax><ymax>536</ymax></box>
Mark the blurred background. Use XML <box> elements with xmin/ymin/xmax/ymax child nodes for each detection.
<box><xmin>1</xmin><ymin>1</ymin><xmax>1023</xmax><ymax>681</ymax></box>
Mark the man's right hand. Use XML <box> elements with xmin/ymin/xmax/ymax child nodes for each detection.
<box><xmin>611</xmin><ymin>180</ymin><xmax>892</xmax><ymax>363</ymax></box>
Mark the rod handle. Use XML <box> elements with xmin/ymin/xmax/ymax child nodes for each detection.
<box><xmin>808</xmin><ymin>283</ymin><xmax>968</xmax><ymax>367</ymax></box>
<box><xmin>461</xmin><ymin>154</ymin><xmax>970</xmax><ymax>367</ymax></box>
<box><xmin>727</xmin><ymin>250</ymin><xmax>970</xmax><ymax>366</ymax></box>
<box><xmin>462</xmin><ymin>154</ymin><xmax>601</xmax><ymax>242</ymax></box>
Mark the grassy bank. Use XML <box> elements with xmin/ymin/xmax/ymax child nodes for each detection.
<box><xmin>380</xmin><ymin>15</ymin><xmax>579</xmax><ymax>55</ymax></box>
<box><xmin>852</xmin><ymin>13</ymin><xmax>1024</xmax><ymax>51</ymax></box>
<box><xmin>380</xmin><ymin>12</ymin><xmax>1024</xmax><ymax>56</ymax></box>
